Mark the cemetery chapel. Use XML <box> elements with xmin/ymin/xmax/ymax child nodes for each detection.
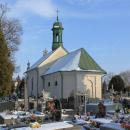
<box><xmin>25</xmin><ymin>14</ymin><xmax>106</xmax><ymax>105</ymax></box>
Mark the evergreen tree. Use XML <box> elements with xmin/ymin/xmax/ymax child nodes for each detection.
<box><xmin>108</xmin><ymin>75</ymin><xmax>125</xmax><ymax>92</ymax></box>
<box><xmin>0</xmin><ymin>4</ymin><xmax>22</xmax><ymax>74</ymax></box>
<box><xmin>0</xmin><ymin>25</ymin><xmax>13</xmax><ymax>96</ymax></box>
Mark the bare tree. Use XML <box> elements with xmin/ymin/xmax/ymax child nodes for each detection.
<box><xmin>0</xmin><ymin>4</ymin><xmax>22</xmax><ymax>61</ymax></box>
<box><xmin>120</xmin><ymin>70</ymin><xmax>130</xmax><ymax>87</ymax></box>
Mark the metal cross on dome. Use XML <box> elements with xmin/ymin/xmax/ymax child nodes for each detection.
<box><xmin>56</xmin><ymin>9</ymin><xmax>59</xmax><ymax>21</ymax></box>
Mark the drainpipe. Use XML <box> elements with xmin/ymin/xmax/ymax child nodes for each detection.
<box><xmin>36</xmin><ymin>68</ymin><xmax>39</xmax><ymax>110</ymax></box>
<box><xmin>60</xmin><ymin>72</ymin><xmax>63</xmax><ymax>99</ymax></box>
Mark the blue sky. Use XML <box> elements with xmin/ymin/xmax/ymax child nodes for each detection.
<box><xmin>1</xmin><ymin>0</ymin><xmax>130</xmax><ymax>77</ymax></box>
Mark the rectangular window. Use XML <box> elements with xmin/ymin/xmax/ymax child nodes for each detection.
<box><xmin>55</xmin><ymin>81</ymin><xmax>58</xmax><ymax>86</ymax></box>
<box><xmin>48</xmin><ymin>82</ymin><xmax>50</xmax><ymax>87</ymax></box>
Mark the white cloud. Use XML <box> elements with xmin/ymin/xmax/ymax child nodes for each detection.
<box><xmin>65</xmin><ymin>0</ymin><xmax>120</xmax><ymax>6</ymax></box>
<box><xmin>65</xmin><ymin>0</ymin><xmax>98</xmax><ymax>5</ymax></box>
<box><xmin>10</xmin><ymin>0</ymin><xmax>56</xmax><ymax>18</ymax></box>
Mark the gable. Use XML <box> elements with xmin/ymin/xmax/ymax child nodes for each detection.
<box><xmin>27</xmin><ymin>46</ymin><xmax>68</xmax><ymax>72</ymax></box>
<box><xmin>39</xmin><ymin>46</ymin><xmax>68</xmax><ymax>67</ymax></box>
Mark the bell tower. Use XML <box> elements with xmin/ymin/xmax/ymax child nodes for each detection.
<box><xmin>52</xmin><ymin>10</ymin><xmax>64</xmax><ymax>51</ymax></box>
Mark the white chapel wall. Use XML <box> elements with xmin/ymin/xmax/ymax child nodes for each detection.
<box><xmin>27</xmin><ymin>69</ymin><xmax>38</xmax><ymax>97</ymax></box>
<box><xmin>44</xmin><ymin>72</ymin><xmax>61</xmax><ymax>99</ymax></box>
<box><xmin>43</xmin><ymin>71</ymin><xmax>77</xmax><ymax>99</ymax></box>
<box><xmin>38</xmin><ymin>62</ymin><xmax>54</xmax><ymax>96</ymax></box>
<box><xmin>62</xmin><ymin>72</ymin><xmax>77</xmax><ymax>99</ymax></box>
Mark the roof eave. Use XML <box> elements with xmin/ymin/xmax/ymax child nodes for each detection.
<box><xmin>42</xmin><ymin>69</ymin><xmax>106</xmax><ymax>76</ymax></box>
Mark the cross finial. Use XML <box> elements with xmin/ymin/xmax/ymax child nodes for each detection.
<box><xmin>27</xmin><ymin>60</ymin><xmax>30</xmax><ymax>70</ymax></box>
<box><xmin>56</xmin><ymin>9</ymin><xmax>59</xmax><ymax>21</ymax></box>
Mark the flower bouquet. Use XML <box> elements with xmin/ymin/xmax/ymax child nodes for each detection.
<box><xmin>30</xmin><ymin>122</ymin><xmax>41</xmax><ymax>128</ymax></box>
<box><xmin>121</xmin><ymin>123</ymin><xmax>130</xmax><ymax>130</ymax></box>
<box><xmin>89</xmin><ymin>120</ymin><xmax>99</xmax><ymax>128</ymax></box>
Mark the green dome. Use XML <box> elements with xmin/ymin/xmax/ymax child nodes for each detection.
<box><xmin>53</xmin><ymin>21</ymin><xmax>63</xmax><ymax>28</ymax></box>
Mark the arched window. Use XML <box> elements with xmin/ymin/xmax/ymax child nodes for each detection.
<box><xmin>56</xmin><ymin>33</ymin><xmax>59</xmax><ymax>42</ymax></box>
